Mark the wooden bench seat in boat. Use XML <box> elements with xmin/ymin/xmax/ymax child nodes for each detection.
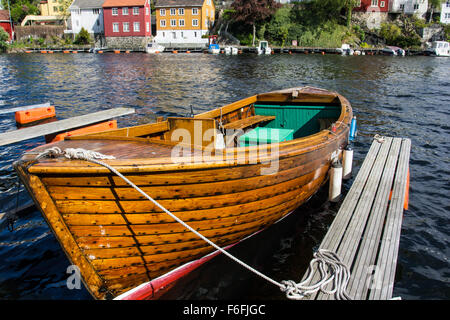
<box><xmin>222</xmin><ymin>115</ymin><xmax>276</xmax><ymax>130</ymax></box>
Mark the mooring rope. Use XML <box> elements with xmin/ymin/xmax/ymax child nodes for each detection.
<box><xmin>32</xmin><ymin>147</ymin><xmax>352</xmax><ymax>300</ymax></box>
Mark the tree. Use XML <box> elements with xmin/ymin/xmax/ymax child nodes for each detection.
<box><xmin>231</xmin><ymin>0</ymin><xmax>281</xmax><ymax>46</ymax></box>
<box><xmin>74</xmin><ymin>27</ymin><xmax>91</xmax><ymax>45</ymax></box>
<box><xmin>5</xmin><ymin>0</ymin><xmax>40</xmax><ymax>24</ymax></box>
<box><xmin>0</xmin><ymin>27</ymin><xmax>10</xmax><ymax>52</ymax></box>
<box><xmin>343</xmin><ymin>0</ymin><xmax>359</xmax><ymax>27</ymax></box>
<box><xmin>428</xmin><ymin>0</ymin><xmax>444</xmax><ymax>23</ymax></box>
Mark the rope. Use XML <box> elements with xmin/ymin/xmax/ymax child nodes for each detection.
<box><xmin>32</xmin><ymin>147</ymin><xmax>352</xmax><ymax>300</ymax></box>
<box><xmin>373</xmin><ymin>134</ymin><xmax>385</xmax><ymax>144</ymax></box>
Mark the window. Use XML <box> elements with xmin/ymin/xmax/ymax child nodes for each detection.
<box><xmin>93</xmin><ymin>9</ymin><xmax>100</xmax><ymax>14</ymax></box>
<box><xmin>123</xmin><ymin>22</ymin><xmax>129</xmax><ymax>32</ymax></box>
<box><xmin>170</xmin><ymin>19</ymin><xmax>176</xmax><ymax>27</ymax></box>
<box><xmin>178</xmin><ymin>8</ymin><xmax>184</xmax><ymax>15</ymax></box>
<box><xmin>172</xmin><ymin>32</ymin><xmax>176</xmax><ymax>39</ymax></box>
<box><xmin>414</xmin><ymin>4</ymin><xmax>419</xmax><ymax>10</ymax></box>
<box><xmin>146</xmin><ymin>7</ymin><xmax>149</xmax><ymax>15</ymax></box>
<box><xmin>133</xmin><ymin>7</ymin><xmax>139</xmax><ymax>15</ymax></box>
<box><xmin>371</xmin><ymin>0</ymin><xmax>378</xmax><ymax>6</ymax></box>
<box><xmin>134</xmin><ymin>22</ymin><xmax>140</xmax><ymax>32</ymax></box>
<box><xmin>192</xmin><ymin>19</ymin><xmax>198</xmax><ymax>26</ymax></box>
<box><xmin>112</xmin><ymin>7</ymin><xmax>118</xmax><ymax>15</ymax></box>
<box><xmin>194</xmin><ymin>31</ymin><xmax>197</xmax><ymax>38</ymax></box>
<box><xmin>380</xmin><ymin>1</ymin><xmax>385</xmax><ymax>7</ymax></box>
<box><xmin>400</xmin><ymin>4</ymin><xmax>405</xmax><ymax>10</ymax></box>
<box><xmin>122</xmin><ymin>7</ymin><xmax>128</xmax><ymax>15</ymax></box>
<box><xmin>160</xmin><ymin>9</ymin><xmax>166</xmax><ymax>16</ymax></box>
<box><xmin>192</xmin><ymin>8</ymin><xmax>198</xmax><ymax>15</ymax></box>
<box><xmin>160</xmin><ymin>19</ymin><xmax>166</xmax><ymax>27</ymax></box>
<box><xmin>206</xmin><ymin>9</ymin><xmax>208</xmax><ymax>17</ymax></box>
<box><xmin>179</xmin><ymin>19</ymin><xmax>185</xmax><ymax>27</ymax></box>
<box><xmin>146</xmin><ymin>22</ymin><xmax>150</xmax><ymax>32</ymax></box>
<box><xmin>112</xmin><ymin>22</ymin><xmax>119</xmax><ymax>32</ymax></box>
<box><xmin>170</xmin><ymin>8</ymin><xmax>176</xmax><ymax>15</ymax></box>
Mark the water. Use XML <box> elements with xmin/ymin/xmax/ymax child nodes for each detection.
<box><xmin>0</xmin><ymin>52</ymin><xmax>448</xmax><ymax>300</ymax></box>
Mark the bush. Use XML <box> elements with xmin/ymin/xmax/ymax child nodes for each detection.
<box><xmin>74</xmin><ymin>28</ymin><xmax>91</xmax><ymax>45</ymax></box>
<box><xmin>0</xmin><ymin>27</ymin><xmax>9</xmax><ymax>52</ymax></box>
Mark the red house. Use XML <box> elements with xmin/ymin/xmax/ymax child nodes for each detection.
<box><xmin>353</xmin><ymin>0</ymin><xmax>390</xmax><ymax>12</ymax></box>
<box><xmin>102</xmin><ymin>0</ymin><xmax>152</xmax><ymax>47</ymax></box>
<box><xmin>0</xmin><ymin>10</ymin><xmax>13</xmax><ymax>40</ymax></box>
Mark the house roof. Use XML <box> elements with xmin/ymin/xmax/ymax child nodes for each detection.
<box><xmin>102</xmin><ymin>0</ymin><xmax>147</xmax><ymax>7</ymax></box>
<box><xmin>69</xmin><ymin>0</ymin><xmax>105</xmax><ymax>9</ymax></box>
<box><xmin>0</xmin><ymin>10</ymin><xmax>10</xmax><ymax>22</ymax></box>
<box><xmin>155</xmin><ymin>0</ymin><xmax>205</xmax><ymax>8</ymax></box>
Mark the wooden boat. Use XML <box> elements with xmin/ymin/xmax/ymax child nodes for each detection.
<box><xmin>14</xmin><ymin>87</ymin><xmax>352</xmax><ymax>300</ymax></box>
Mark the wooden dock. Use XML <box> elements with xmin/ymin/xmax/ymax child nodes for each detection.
<box><xmin>0</xmin><ymin>107</ymin><xmax>135</xmax><ymax>146</ymax></box>
<box><xmin>301</xmin><ymin>136</ymin><xmax>411</xmax><ymax>300</ymax></box>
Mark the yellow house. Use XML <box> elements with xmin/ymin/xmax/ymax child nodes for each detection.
<box><xmin>154</xmin><ymin>0</ymin><xmax>215</xmax><ymax>44</ymax></box>
<box><xmin>39</xmin><ymin>0</ymin><xmax>64</xmax><ymax>16</ymax></box>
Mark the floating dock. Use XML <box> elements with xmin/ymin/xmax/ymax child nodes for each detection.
<box><xmin>0</xmin><ymin>107</ymin><xmax>134</xmax><ymax>146</ymax></box>
<box><xmin>302</xmin><ymin>136</ymin><xmax>411</xmax><ymax>300</ymax></box>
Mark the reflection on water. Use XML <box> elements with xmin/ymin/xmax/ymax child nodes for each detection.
<box><xmin>0</xmin><ymin>53</ymin><xmax>449</xmax><ymax>300</ymax></box>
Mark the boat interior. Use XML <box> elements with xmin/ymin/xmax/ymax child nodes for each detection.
<box><xmin>29</xmin><ymin>89</ymin><xmax>343</xmax><ymax>161</ymax></box>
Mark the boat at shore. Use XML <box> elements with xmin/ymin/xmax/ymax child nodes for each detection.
<box><xmin>14</xmin><ymin>86</ymin><xmax>352</xmax><ymax>300</ymax></box>
<box><xmin>146</xmin><ymin>41</ymin><xmax>165</xmax><ymax>54</ymax></box>
<box><xmin>425</xmin><ymin>41</ymin><xmax>450</xmax><ymax>57</ymax></box>
<box><xmin>257</xmin><ymin>41</ymin><xmax>272</xmax><ymax>55</ymax></box>
<box><xmin>381</xmin><ymin>46</ymin><xmax>405</xmax><ymax>56</ymax></box>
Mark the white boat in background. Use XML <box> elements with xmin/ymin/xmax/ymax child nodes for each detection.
<box><xmin>146</xmin><ymin>41</ymin><xmax>165</xmax><ymax>53</ymax></box>
<box><xmin>257</xmin><ymin>41</ymin><xmax>271</xmax><ymax>55</ymax></box>
<box><xmin>382</xmin><ymin>46</ymin><xmax>405</xmax><ymax>56</ymax></box>
<box><xmin>336</xmin><ymin>44</ymin><xmax>354</xmax><ymax>55</ymax></box>
<box><xmin>426</xmin><ymin>41</ymin><xmax>450</xmax><ymax>57</ymax></box>
<box><xmin>225</xmin><ymin>46</ymin><xmax>238</xmax><ymax>55</ymax></box>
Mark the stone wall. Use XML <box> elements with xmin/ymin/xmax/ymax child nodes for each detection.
<box><xmin>15</xmin><ymin>25</ymin><xmax>65</xmax><ymax>41</ymax></box>
<box><xmin>105</xmin><ymin>36</ymin><xmax>151</xmax><ymax>49</ymax></box>
<box><xmin>352</xmin><ymin>12</ymin><xmax>389</xmax><ymax>30</ymax></box>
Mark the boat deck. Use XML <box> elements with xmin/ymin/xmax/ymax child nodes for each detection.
<box><xmin>302</xmin><ymin>136</ymin><xmax>411</xmax><ymax>300</ymax></box>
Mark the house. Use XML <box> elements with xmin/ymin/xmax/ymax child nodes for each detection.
<box><xmin>102</xmin><ymin>0</ymin><xmax>152</xmax><ymax>48</ymax></box>
<box><xmin>389</xmin><ymin>0</ymin><xmax>428</xmax><ymax>18</ymax></box>
<box><xmin>353</xmin><ymin>0</ymin><xmax>390</xmax><ymax>28</ymax></box>
<box><xmin>69</xmin><ymin>0</ymin><xmax>105</xmax><ymax>36</ymax></box>
<box><xmin>353</xmin><ymin>0</ymin><xmax>390</xmax><ymax>13</ymax></box>
<box><xmin>0</xmin><ymin>10</ymin><xmax>13</xmax><ymax>40</ymax></box>
<box><xmin>154</xmin><ymin>0</ymin><xmax>215</xmax><ymax>46</ymax></box>
<box><xmin>21</xmin><ymin>0</ymin><xmax>66</xmax><ymax>26</ymax></box>
<box><xmin>441</xmin><ymin>1</ymin><xmax>450</xmax><ymax>24</ymax></box>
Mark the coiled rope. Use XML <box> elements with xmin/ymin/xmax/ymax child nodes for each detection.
<box><xmin>33</xmin><ymin>147</ymin><xmax>352</xmax><ymax>300</ymax></box>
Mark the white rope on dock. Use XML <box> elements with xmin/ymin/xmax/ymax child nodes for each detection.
<box><xmin>32</xmin><ymin>147</ymin><xmax>353</xmax><ymax>300</ymax></box>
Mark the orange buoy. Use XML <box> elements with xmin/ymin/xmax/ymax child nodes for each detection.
<box><xmin>173</xmin><ymin>50</ymin><xmax>178</xmax><ymax>54</ymax></box>
<box><xmin>98</xmin><ymin>50</ymin><xmax>103</xmax><ymax>54</ymax></box>
<box><xmin>289</xmin><ymin>51</ymin><xmax>292</xmax><ymax>54</ymax></box>
<box><xmin>125</xmin><ymin>50</ymin><xmax>130</xmax><ymax>53</ymax></box>
<box><xmin>45</xmin><ymin>120</ymin><xmax>117</xmax><ymax>143</ymax></box>
<box><xmin>15</xmin><ymin>106</ymin><xmax>56</xmax><ymax>125</ymax></box>
<box><xmin>238</xmin><ymin>50</ymin><xmax>242</xmax><ymax>54</ymax></box>
<box><xmin>63</xmin><ymin>50</ymin><xmax>70</xmax><ymax>53</ymax></box>
<box><xmin>186</xmin><ymin>51</ymin><xmax>190</xmax><ymax>54</ymax></box>
<box><xmin>72</xmin><ymin>51</ymin><xmax>78</xmax><ymax>53</ymax></box>
<box><xmin>322</xmin><ymin>51</ymin><xmax>325</xmax><ymax>55</ymax></box>
<box><xmin>41</xmin><ymin>50</ymin><xmax>47</xmax><ymax>54</ymax></box>
<box><xmin>155</xmin><ymin>51</ymin><xmax>160</xmax><ymax>54</ymax></box>
<box><xmin>25</xmin><ymin>51</ymin><xmax>32</xmax><ymax>53</ymax></box>
<box><xmin>404</xmin><ymin>168</ymin><xmax>410</xmax><ymax>210</ymax></box>
<box><xmin>114</xmin><ymin>50</ymin><xmax>120</xmax><ymax>54</ymax></box>
<box><xmin>48</xmin><ymin>51</ymin><xmax>54</xmax><ymax>54</ymax></box>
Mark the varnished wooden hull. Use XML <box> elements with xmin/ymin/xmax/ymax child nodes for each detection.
<box><xmin>14</xmin><ymin>87</ymin><xmax>352</xmax><ymax>299</ymax></box>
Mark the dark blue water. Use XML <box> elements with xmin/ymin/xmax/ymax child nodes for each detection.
<box><xmin>0</xmin><ymin>52</ymin><xmax>448</xmax><ymax>300</ymax></box>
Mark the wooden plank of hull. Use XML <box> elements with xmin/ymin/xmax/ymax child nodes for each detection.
<box><xmin>52</xmin><ymin>164</ymin><xmax>327</xmax><ymax>215</ymax></box>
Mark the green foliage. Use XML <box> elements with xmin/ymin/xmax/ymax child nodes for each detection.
<box><xmin>74</xmin><ymin>28</ymin><xmax>91</xmax><ymax>45</ymax></box>
<box><xmin>0</xmin><ymin>27</ymin><xmax>10</xmax><ymax>52</ymax></box>
<box><xmin>6</xmin><ymin>0</ymin><xmax>40</xmax><ymax>24</ymax></box>
<box><xmin>444</xmin><ymin>25</ymin><xmax>450</xmax><ymax>41</ymax></box>
<box><xmin>379</xmin><ymin>23</ymin><xmax>402</xmax><ymax>45</ymax></box>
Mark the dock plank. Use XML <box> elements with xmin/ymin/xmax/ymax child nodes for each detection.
<box><xmin>0</xmin><ymin>102</ymin><xmax>51</xmax><ymax>115</ymax></box>
<box><xmin>299</xmin><ymin>136</ymin><xmax>410</xmax><ymax>300</ymax></box>
<box><xmin>0</xmin><ymin>107</ymin><xmax>135</xmax><ymax>146</ymax></box>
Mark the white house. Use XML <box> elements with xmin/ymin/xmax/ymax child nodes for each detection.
<box><xmin>389</xmin><ymin>0</ymin><xmax>428</xmax><ymax>17</ymax></box>
<box><xmin>69</xmin><ymin>0</ymin><xmax>105</xmax><ymax>35</ymax></box>
<box><xmin>441</xmin><ymin>1</ymin><xmax>450</xmax><ymax>24</ymax></box>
